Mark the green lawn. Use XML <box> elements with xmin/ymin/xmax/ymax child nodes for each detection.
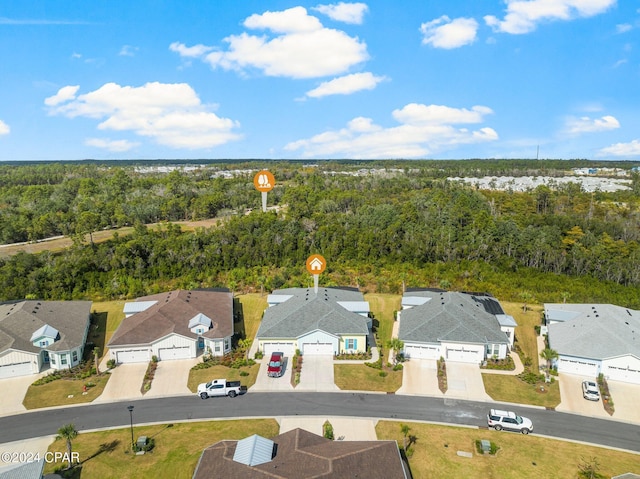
<box><xmin>23</xmin><ymin>374</ymin><xmax>111</xmax><ymax>409</ymax></box>
<box><xmin>502</xmin><ymin>301</ymin><xmax>543</xmax><ymax>371</ymax></box>
<box><xmin>334</xmin><ymin>364</ymin><xmax>403</xmax><ymax>392</ymax></box>
<box><xmin>43</xmin><ymin>419</ymin><xmax>279</xmax><ymax>479</ymax></box>
<box><xmin>376</xmin><ymin>420</ymin><xmax>640</xmax><ymax>479</ymax></box>
<box><xmin>236</xmin><ymin>293</ymin><xmax>268</xmax><ymax>344</ymax></box>
<box><xmin>92</xmin><ymin>300</ymin><xmax>127</xmax><ymax>360</ymax></box>
<box><xmin>364</xmin><ymin>293</ymin><xmax>400</xmax><ymax>346</ymax></box>
<box><xmin>482</xmin><ymin>374</ymin><xmax>561</xmax><ymax>408</ymax></box>
<box><xmin>187</xmin><ymin>364</ymin><xmax>260</xmax><ymax>392</ymax></box>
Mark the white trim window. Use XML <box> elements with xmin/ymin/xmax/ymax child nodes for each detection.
<box><xmin>345</xmin><ymin>338</ymin><xmax>358</xmax><ymax>350</ymax></box>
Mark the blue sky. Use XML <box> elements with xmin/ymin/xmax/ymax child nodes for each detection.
<box><xmin>0</xmin><ymin>0</ymin><xmax>639</xmax><ymax>161</ymax></box>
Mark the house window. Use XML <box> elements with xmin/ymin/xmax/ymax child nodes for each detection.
<box><xmin>345</xmin><ymin>339</ymin><xmax>357</xmax><ymax>350</ymax></box>
<box><xmin>61</xmin><ymin>355</ymin><xmax>67</xmax><ymax>365</ymax></box>
<box><xmin>72</xmin><ymin>351</ymin><xmax>78</xmax><ymax>362</ymax></box>
<box><xmin>224</xmin><ymin>338</ymin><xmax>230</xmax><ymax>350</ymax></box>
<box><xmin>51</xmin><ymin>355</ymin><xmax>56</xmax><ymax>365</ymax></box>
<box><xmin>215</xmin><ymin>343</ymin><xmax>221</xmax><ymax>352</ymax></box>
<box><xmin>39</xmin><ymin>341</ymin><xmax>47</xmax><ymax>347</ymax></box>
<box><xmin>196</xmin><ymin>328</ymin><xmax>203</xmax><ymax>334</ymax></box>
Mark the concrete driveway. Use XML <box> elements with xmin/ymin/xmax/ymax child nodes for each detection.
<box><xmin>608</xmin><ymin>380</ymin><xmax>640</xmax><ymax>424</ymax></box>
<box><xmin>0</xmin><ymin>374</ymin><xmax>46</xmax><ymax>417</ymax></box>
<box><xmin>94</xmin><ymin>363</ymin><xmax>146</xmax><ymax>402</ymax></box>
<box><xmin>556</xmin><ymin>373</ymin><xmax>609</xmax><ymax>419</ymax></box>
<box><xmin>444</xmin><ymin>362</ymin><xmax>491</xmax><ymax>401</ymax></box>
<box><xmin>396</xmin><ymin>359</ymin><xmax>442</xmax><ymax>396</ymax></box>
<box><xmin>250</xmin><ymin>358</ymin><xmax>294</xmax><ymax>392</ymax></box>
<box><xmin>279</xmin><ymin>416</ymin><xmax>377</xmax><ymax>441</ymax></box>
<box><xmin>297</xmin><ymin>355</ymin><xmax>339</xmax><ymax>392</ymax></box>
<box><xmin>145</xmin><ymin>358</ymin><xmax>199</xmax><ymax>398</ymax></box>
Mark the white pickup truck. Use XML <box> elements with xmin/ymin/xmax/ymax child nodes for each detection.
<box><xmin>197</xmin><ymin>379</ymin><xmax>242</xmax><ymax>399</ymax></box>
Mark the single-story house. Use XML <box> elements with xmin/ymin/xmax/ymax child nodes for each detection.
<box><xmin>255</xmin><ymin>287</ymin><xmax>370</xmax><ymax>356</ymax></box>
<box><xmin>398</xmin><ymin>288</ymin><xmax>516</xmax><ymax>364</ymax></box>
<box><xmin>545</xmin><ymin>303</ymin><xmax>640</xmax><ymax>384</ymax></box>
<box><xmin>192</xmin><ymin>428</ymin><xmax>407</xmax><ymax>479</ymax></box>
<box><xmin>108</xmin><ymin>289</ymin><xmax>233</xmax><ymax>363</ymax></box>
<box><xmin>0</xmin><ymin>300</ymin><xmax>92</xmax><ymax>379</ymax></box>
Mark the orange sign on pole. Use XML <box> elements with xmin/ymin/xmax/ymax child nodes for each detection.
<box><xmin>253</xmin><ymin>170</ymin><xmax>275</xmax><ymax>193</ymax></box>
<box><xmin>306</xmin><ymin>254</ymin><xmax>327</xmax><ymax>275</ymax></box>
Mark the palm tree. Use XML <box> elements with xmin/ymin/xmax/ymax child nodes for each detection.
<box><xmin>400</xmin><ymin>423</ymin><xmax>410</xmax><ymax>452</ymax></box>
<box><xmin>386</xmin><ymin>338</ymin><xmax>405</xmax><ymax>364</ymax></box>
<box><xmin>56</xmin><ymin>423</ymin><xmax>78</xmax><ymax>469</ymax></box>
<box><xmin>93</xmin><ymin>346</ymin><xmax>101</xmax><ymax>375</ymax></box>
<box><xmin>539</xmin><ymin>348</ymin><xmax>558</xmax><ymax>373</ymax></box>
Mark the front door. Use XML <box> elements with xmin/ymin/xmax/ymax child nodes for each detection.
<box><xmin>42</xmin><ymin>350</ymin><xmax>50</xmax><ymax>363</ymax></box>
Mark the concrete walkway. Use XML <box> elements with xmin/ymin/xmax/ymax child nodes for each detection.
<box><xmin>279</xmin><ymin>416</ymin><xmax>378</xmax><ymax>441</ymax></box>
<box><xmin>480</xmin><ymin>351</ymin><xmax>525</xmax><ymax>376</ymax></box>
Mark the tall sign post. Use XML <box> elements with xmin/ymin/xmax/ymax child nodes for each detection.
<box><xmin>306</xmin><ymin>254</ymin><xmax>326</xmax><ymax>294</ymax></box>
<box><xmin>253</xmin><ymin>170</ymin><xmax>275</xmax><ymax>212</ymax></box>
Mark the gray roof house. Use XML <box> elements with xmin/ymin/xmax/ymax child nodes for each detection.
<box><xmin>108</xmin><ymin>289</ymin><xmax>233</xmax><ymax>363</ymax></box>
<box><xmin>545</xmin><ymin>303</ymin><xmax>640</xmax><ymax>383</ymax></box>
<box><xmin>0</xmin><ymin>300</ymin><xmax>92</xmax><ymax>379</ymax></box>
<box><xmin>399</xmin><ymin>289</ymin><xmax>515</xmax><ymax>363</ymax></box>
<box><xmin>256</xmin><ymin>287</ymin><xmax>370</xmax><ymax>356</ymax></box>
<box><xmin>192</xmin><ymin>428</ymin><xmax>407</xmax><ymax>479</ymax></box>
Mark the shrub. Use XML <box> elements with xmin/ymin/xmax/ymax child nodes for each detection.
<box><xmin>393</xmin><ymin>363</ymin><xmax>403</xmax><ymax>371</ymax></box>
<box><xmin>379</xmin><ymin>371</ymin><xmax>388</xmax><ymax>377</ymax></box>
<box><xmin>254</xmin><ymin>351</ymin><xmax>264</xmax><ymax>360</ymax></box>
<box><xmin>106</xmin><ymin>359</ymin><xmax>116</xmax><ymax>369</ymax></box>
<box><xmin>323</xmin><ymin>421</ymin><xmax>334</xmax><ymax>440</ymax></box>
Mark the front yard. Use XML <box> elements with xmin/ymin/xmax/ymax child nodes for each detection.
<box><xmin>333</xmin><ymin>364</ymin><xmax>403</xmax><ymax>392</ymax></box>
<box><xmin>23</xmin><ymin>374</ymin><xmax>110</xmax><ymax>409</ymax></box>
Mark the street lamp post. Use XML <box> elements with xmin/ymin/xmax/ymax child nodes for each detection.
<box><xmin>127</xmin><ymin>405</ymin><xmax>134</xmax><ymax>451</ymax></box>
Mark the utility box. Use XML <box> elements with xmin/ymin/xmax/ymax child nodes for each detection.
<box><xmin>137</xmin><ymin>436</ymin><xmax>148</xmax><ymax>449</ymax></box>
<box><xmin>480</xmin><ymin>440</ymin><xmax>491</xmax><ymax>454</ymax></box>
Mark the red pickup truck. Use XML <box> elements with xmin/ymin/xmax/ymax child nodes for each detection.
<box><xmin>267</xmin><ymin>352</ymin><xmax>284</xmax><ymax>377</ymax></box>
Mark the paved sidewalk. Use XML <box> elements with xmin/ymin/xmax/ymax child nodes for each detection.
<box><xmin>480</xmin><ymin>352</ymin><xmax>524</xmax><ymax>376</ymax></box>
<box><xmin>279</xmin><ymin>416</ymin><xmax>378</xmax><ymax>441</ymax></box>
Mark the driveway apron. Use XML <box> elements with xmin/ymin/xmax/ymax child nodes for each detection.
<box><xmin>556</xmin><ymin>373</ymin><xmax>610</xmax><ymax>419</ymax></box>
<box><xmin>396</xmin><ymin>359</ymin><xmax>441</xmax><ymax>396</ymax></box>
<box><xmin>94</xmin><ymin>363</ymin><xmax>146</xmax><ymax>402</ymax></box>
<box><xmin>608</xmin><ymin>380</ymin><xmax>640</xmax><ymax>424</ymax></box>
<box><xmin>145</xmin><ymin>358</ymin><xmax>199</xmax><ymax>398</ymax></box>
<box><xmin>250</xmin><ymin>358</ymin><xmax>294</xmax><ymax>392</ymax></box>
<box><xmin>296</xmin><ymin>355</ymin><xmax>339</xmax><ymax>392</ymax></box>
<box><xmin>444</xmin><ymin>362</ymin><xmax>491</xmax><ymax>401</ymax></box>
<box><xmin>0</xmin><ymin>374</ymin><xmax>44</xmax><ymax>417</ymax></box>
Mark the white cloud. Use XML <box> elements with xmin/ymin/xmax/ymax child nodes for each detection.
<box><xmin>484</xmin><ymin>0</ymin><xmax>616</xmax><ymax>34</ymax></box>
<box><xmin>46</xmin><ymin>82</ymin><xmax>241</xmax><ymax>149</ymax></box>
<box><xmin>313</xmin><ymin>2</ymin><xmax>369</xmax><ymax>24</ymax></box>
<box><xmin>119</xmin><ymin>45</ymin><xmax>138</xmax><ymax>57</ymax></box>
<box><xmin>44</xmin><ymin>85</ymin><xmax>80</xmax><ymax>106</ymax></box>
<box><xmin>85</xmin><ymin>138</ymin><xmax>139</xmax><ymax>152</ymax></box>
<box><xmin>616</xmin><ymin>23</ymin><xmax>632</xmax><ymax>33</ymax></box>
<box><xmin>284</xmin><ymin>103</ymin><xmax>497</xmax><ymax>159</ymax></box>
<box><xmin>169</xmin><ymin>42</ymin><xmax>214</xmax><ymax>58</ymax></box>
<box><xmin>420</xmin><ymin>16</ymin><xmax>478</xmax><ymax>49</ymax></box>
<box><xmin>598</xmin><ymin>139</ymin><xmax>640</xmax><ymax>157</ymax></box>
<box><xmin>305</xmin><ymin>72</ymin><xmax>385</xmax><ymax>98</ymax></box>
<box><xmin>200</xmin><ymin>7</ymin><xmax>368</xmax><ymax>79</ymax></box>
<box><xmin>565</xmin><ymin>115</ymin><xmax>620</xmax><ymax>134</ymax></box>
<box><xmin>0</xmin><ymin>120</ymin><xmax>9</xmax><ymax>135</ymax></box>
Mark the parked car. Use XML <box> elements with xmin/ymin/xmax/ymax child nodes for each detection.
<box><xmin>197</xmin><ymin>379</ymin><xmax>242</xmax><ymax>399</ymax></box>
<box><xmin>267</xmin><ymin>351</ymin><xmax>285</xmax><ymax>378</ymax></box>
<box><xmin>582</xmin><ymin>380</ymin><xmax>600</xmax><ymax>401</ymax></box>
<box><xmin>487</xmin><ymin>409</ymin><xmax>533</xmax><ymax>434</ymax></box>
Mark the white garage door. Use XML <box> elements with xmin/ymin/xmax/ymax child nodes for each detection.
<box><xmin>0</xmin><ymin>362</ymin><xmax>33</xmax><ymax>379</ymax></box>
<box><xmin>158</xmin><ymin>346</ymin><xmax>192</xmax><ymax>361</ymax></box>
<box><xmin>116</xmin><ymin>349</ymin><xmax>150</xmax><ymax>363</ymax></box>
<box><xmin>262</xmin><ymin>342</ymin><xmax>296</xmax><ymax>357</ymax></box>
<box><xmin>302</xmin><ymin>343</ymin><xmax>334</xmax><ymax>355</ymax></box>
<box><xmin>404</xmin><ymin>345</ymin><xmax>439</xmax><ymax>360</ymax></box>
<box><xmin>558</xmin><ymin>357</ymin><xmax>599</xmax><ymax>377</ymax></box>
<box><xmin>604</xmin><ymin>365</ymin><xmax>640</xmax><ymax>384</ymax></box>
<box><xmin>446</xmin><ymin>348</ymin><xmax>480</xmax><ymax>363</ymax></box>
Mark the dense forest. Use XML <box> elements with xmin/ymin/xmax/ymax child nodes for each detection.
<box><xmin>1</xmin><ymin>159</ymin><xmax>640</xmax><ymax>307</ymax></box>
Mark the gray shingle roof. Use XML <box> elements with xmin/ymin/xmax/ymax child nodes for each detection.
<box><xmin>193</xmin><ymin>428</ymin><xmax>407</xmax><ymax>479</ymax></box>
<box><xmin>257</xmin><ymin>288</ymin><xmax>369</xmax><ymax>339</ymax></box>
<box><xmin>108</xmin><ymin>289</ymin><xmax>232</xmax><ymax>347</ymax></box>
<box><xmin>0</xmin><ymin>300</ymin><xmax>92</xmax><ymax>354</ymax></box>
<box><xmin>546</xmin><ymin>303</ymin><xmax>640</xmax><ymax>360</ymax></box>
<box><xmin>399</xmin><ymin>291</ymin><xmax>508</xmax><ymax>345</ymax></box>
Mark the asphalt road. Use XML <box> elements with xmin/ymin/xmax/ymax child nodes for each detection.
<box><xmin>2</xmin><ymin>392</ymin><xmax>639</xmax><ymax>453</ymax></box>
